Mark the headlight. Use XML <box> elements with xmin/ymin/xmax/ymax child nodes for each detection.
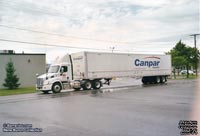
<box><xmin>43</xmin><ymin>80</ymin><xmax>49</xmax><ymax>85</ymax></box>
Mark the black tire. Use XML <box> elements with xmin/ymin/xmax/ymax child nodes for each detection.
<box><xmin>165</xmin><ymin>76</ymin><xmax>167</xmax><ymax>82</ymax></box>
<box><xmin>155</xmin><ymin>76</ymin><xmax>161</xmax><ymax>84</ymax></box>
<box><xmin>42</xmin><ymin>91</ymin><xmax>49</xmax><ymax>94</ymax></box>
<box><xmin>160</xmin><ymin>76</ymin><xmax>165</xmax><ymax>83</ymax></box>
<box><xmin>93</xmin><ymin>80</ymin><xmax>101</xmax><ymax>89</ymax></box>
<box><xmin>83</xmin><ymin>81</ymin><xmax>92</xmax><ymax>90</ymax></box>
<box><xmin>142</xmin><ymin>77</ymin><xmax>148</xmax><ymax>84</ymax></box>
<box><xmin>52</xmin><ymin>82</ymin><xmax>62</xmax><ymax>93</ymax></box>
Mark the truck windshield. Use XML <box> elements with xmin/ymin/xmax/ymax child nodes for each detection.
<box><xmin>48</xmin><ymin>65</ymin><xmax>60</xmax><ymax>73</ymax></box>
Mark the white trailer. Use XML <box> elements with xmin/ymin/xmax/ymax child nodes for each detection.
<box><xmin>36</xmin><ymin>52</ymin><xmax>171</xmax><ymax>93</ymax></box>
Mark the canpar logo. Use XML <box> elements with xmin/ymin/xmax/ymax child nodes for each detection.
<box><xmin>134</xmin><ymin>56</ymin><xmax>161</xmax><ymax>68</ymax></box>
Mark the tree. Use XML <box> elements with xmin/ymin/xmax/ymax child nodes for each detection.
<box><xmin>3</xmin><ymin>59</ymin><xmax>20</xmax><ymax>89</ymax></box>
<box><xmin>188</xmin><ymin>47</ymin><xmax>200</xmax><ymax>76</ymax></box>
<box><xmin>168</xmin><ymin>40</ymin><xmax>200</xmax><ymax>78</ymax></box>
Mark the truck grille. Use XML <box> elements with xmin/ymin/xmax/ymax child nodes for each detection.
<box><xmin>36</xmin><ymin>78</ymin><xmax>43</xmax><ymax>87</ymax></box>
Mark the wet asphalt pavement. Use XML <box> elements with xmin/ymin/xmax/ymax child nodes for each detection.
<box><xmin>0</xmin><ymin>78</ymin><xmax>198</xmax><ymax>136</ymax></box>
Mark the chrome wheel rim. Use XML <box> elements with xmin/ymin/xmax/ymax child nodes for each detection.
<box><xmin>95</xmin><ymin>82</ymin><xmax>101</xmax><ymax>88</ymax></box>
<box><xmin>86</xmin><ymin>82</ymin><xmax>91</xmax><ymax>89</ymax></box>
<box><xmin>54</xmin><ymin>84</ymin><xmax>61</xmax><ymax>92</ymax></box>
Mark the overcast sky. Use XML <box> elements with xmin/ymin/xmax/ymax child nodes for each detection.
<box><xmin>0</xmin><ymin>0</ymin><xmax>199</xmax><ymax>63</ymax></box>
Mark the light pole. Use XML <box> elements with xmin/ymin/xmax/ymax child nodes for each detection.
<box><xmin>190</xmin><ymin>34</ymin><xmax>200</xmax><ymax>76</ymax></box>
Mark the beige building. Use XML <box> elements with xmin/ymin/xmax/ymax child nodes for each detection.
<box><xmin>0</xmin><ymin>52</ymin><xmax>46</xmax><ymax>88</ymax></box>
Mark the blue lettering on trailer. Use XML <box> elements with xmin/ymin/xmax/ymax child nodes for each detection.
<box><xmin>135</xmin><ymin>59</ymin><xmax>160</xmax><ymax>68</ymax></box>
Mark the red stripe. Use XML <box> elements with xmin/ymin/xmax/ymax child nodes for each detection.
<box><xmin>144</xmin><ymin>56</ymin><xmax>160</xmax><ymax>59</ymax></box>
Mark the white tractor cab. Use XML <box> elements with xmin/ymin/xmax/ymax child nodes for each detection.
<box><xmin>36</xmin><ymin>54</ymin><xmax>73</xmax><ymax>93</ymax></box>
<box><xmin>36</xmin><ymin>63</ymin><xmax>72</xmax><ymax>93</ymax></box>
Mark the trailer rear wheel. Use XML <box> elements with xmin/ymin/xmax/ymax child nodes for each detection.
<box><xmin>52</xmin><ymin>83</ymin><xmax>62</xmax><ymax>93</ymax></box>
<box><xmin>142</xmin><ymin>77</ymin><xmax>148</xmax><ymax>84</ymax></box>
<box><xmin>165</xmin><ymin>76</ymin><xmax>167</xmax><ymax>82</ymax></box>
<box><xmin>155</xmin><ymin>76</ymin><xmax>161</xmax><ymax>84</ymax></box>
<box><xmin>93</xmin><ymin>80</ymin><xmax>101</xmax><ymax>89</ymax></box>
<box><xmin>83</xmin><ymin>81</ymin><xmax>92</xmax><ymax>90</ymax></box>
<box><xmin>160</xmin><ymin>76</ymin><xmax>166</xmax><ymax>83</ymax></box>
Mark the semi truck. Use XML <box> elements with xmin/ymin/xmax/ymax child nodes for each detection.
<box><xmin>36</xmin><ymin>52</ymin><xmax>171</xmax><ymax>93</ymax></box>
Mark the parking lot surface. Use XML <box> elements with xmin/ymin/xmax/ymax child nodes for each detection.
<box><xmin>0</xmin><ymin>78</ymin><xmax>198</xmax><ymax>136</ymax></box>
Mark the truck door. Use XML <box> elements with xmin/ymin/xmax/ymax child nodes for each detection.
<box><xmin>60</xmin><ymin>66</ymin><xmax>70</xmax><ymax>83</ymax></box>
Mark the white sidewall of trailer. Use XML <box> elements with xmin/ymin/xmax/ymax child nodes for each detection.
<box><xmin>72</xmin><ymin>52</ymin><xmax>171</xmax><ymax>79</ymax></box>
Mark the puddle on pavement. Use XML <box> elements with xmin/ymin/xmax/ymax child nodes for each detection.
<box><xmin>177</xmin><ymin>102</ymin><xmax>189</xmax><ymax>105</ymax></box>
<box><xmin>99</xmin><ymin>87</ymin><xmax>129</xmax><ymax>93</ymax></box>
<box><xmin>37</xmin><ymin>87</ymin><xmax>130</xmax><ymax>99</ymax></box>
<box><xmin>100</xmin><ymin>89</ymin><xmax>114</xmax><ymax>93</ymax></box>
